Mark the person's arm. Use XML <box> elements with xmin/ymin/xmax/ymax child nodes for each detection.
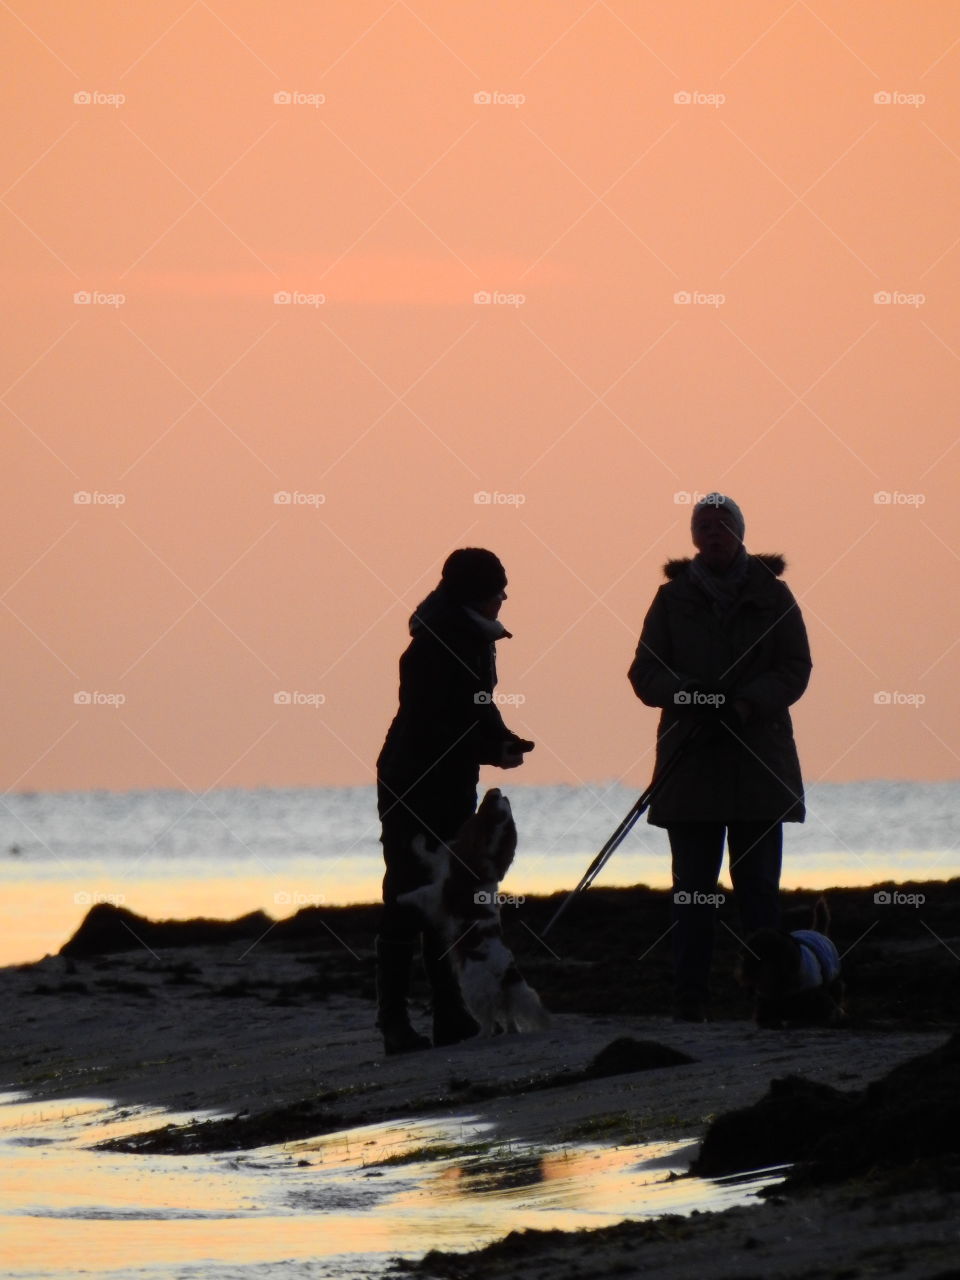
<box><xmin>734</xmin><ymin>583</ymin><xmax>812</xmax><ymax>719</ymax></box>
<box><xmin>628</xmin><ymin>589</ymin><xmax>697</xmax><ymax>708</ymax></box>
<box><xmin>404</xmin><ymin>636</ymin><xmax>532</xmax><ymax>767</ymax></box>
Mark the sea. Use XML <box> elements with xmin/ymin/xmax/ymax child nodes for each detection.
<box><xmin>1</xmin><ymin>780</ymin><xmax>957</xmax><ymax>967</ymax></box>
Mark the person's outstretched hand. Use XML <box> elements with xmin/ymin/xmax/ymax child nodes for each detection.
<box><xmin>499</xmin><ymin>739</ymin><xmax>535</xmax><ymax>768</ymax></box>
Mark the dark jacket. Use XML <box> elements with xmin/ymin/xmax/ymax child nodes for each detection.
<box><xmin>377</xmin><ymin>586</ymin><xmax>523</xmax><ymax>843</ymax></box>
<box><xmin>628</xmin><ymin>554</ymin><xmax>811</xmax><ymax>826</ymax></box>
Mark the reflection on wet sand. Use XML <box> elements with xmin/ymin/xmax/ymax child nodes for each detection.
<box><xmin>0</xmin><ymin>1094</ymin><xmax>786</xmax><ymax>1278</ymax></box>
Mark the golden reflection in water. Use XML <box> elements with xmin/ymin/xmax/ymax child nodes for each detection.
<box><xmin>0</xmin><ymin>1099</ymin><xmax>781</xmax><ymax>1275</ymax></box>
<box><xmin>0</xmin><ymin>857</ymin><xmax>907</xmax><ymax>967</ymax></box>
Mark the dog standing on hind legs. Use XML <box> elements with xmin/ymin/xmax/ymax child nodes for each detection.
<box><xmin>738</xmin><ymin>896</ymin><xmax>846</xmax><ymax>1028</ymax></box>
<box><xmin>400</xmin><ymin>788</ymin><xmax>549</xmax><ymax>1036</ymax></box>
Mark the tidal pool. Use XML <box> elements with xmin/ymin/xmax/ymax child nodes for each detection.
<box><xmin>0</xmin><ymin>1090</ymin><xmax>787</xmax><ymax>1278</ymax></box>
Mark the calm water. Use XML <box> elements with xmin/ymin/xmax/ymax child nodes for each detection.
<box><xmin>1</xmin><ymin>781</ymin><xmax>957</xmax><ymax>964</ymax></box>
<box><xmin>0</xmin><ymin>1090</ymin><xmax>788</xmax><ymax>1279</ymax></box>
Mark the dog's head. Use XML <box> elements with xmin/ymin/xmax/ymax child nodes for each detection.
<box><xmin>453</xmin><ymin>788</ymin><xmax>517</xmax><ymax>885</ymax></box>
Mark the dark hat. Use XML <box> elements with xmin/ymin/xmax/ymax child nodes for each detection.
<box><xmin>440</xmin><ymin>547</ymin><xmax>507</xmax><ymax>604</ymax></box>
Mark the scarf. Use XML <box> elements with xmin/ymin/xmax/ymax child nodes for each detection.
<box><xmin>462</xmin><ymin>606</ymin><xmax>512</xmax><ymax>641</ymax></box>
<box><xmin>687</xmin><ymin>546</ymin><xmax>750</xmax><ymax>617</ymax></box>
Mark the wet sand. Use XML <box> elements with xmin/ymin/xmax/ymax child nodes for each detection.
<box><xmin>2</xmin><ymin>881</ymin><xmax>958</xmax><ymax>1277</ymax></box>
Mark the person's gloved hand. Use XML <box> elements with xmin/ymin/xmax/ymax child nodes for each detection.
<box><xmin>499</xmin><ymin>738</ymin><xmax>534</xmax><ymax>769</ymax></box>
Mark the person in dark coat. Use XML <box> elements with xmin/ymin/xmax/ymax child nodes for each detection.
<box><xmin>376</xmin><ymin>547</ymin><xmax>534</xmax><ymax>1054</ymax></box>
<box><xmin>628</xmin><ymin>494</ymin><xmax>812</xmax><ymax>1021</ymax></box>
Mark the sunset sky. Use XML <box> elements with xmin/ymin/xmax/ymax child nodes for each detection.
<box><xmin>3</xmin><ymin>1</ymin><xmax>960</xmax><ymax>795</ymax></box>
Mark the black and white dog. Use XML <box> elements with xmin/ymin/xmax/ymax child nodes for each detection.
<box><xmin>737</xmin><ymin>896</ymin><xmax>846</xmax><ymax>1028</ymax></box>
<box><xmin>400</xmin><ymin>788</ymin><xmax>549</xmax><ymax>1035</ymax></box>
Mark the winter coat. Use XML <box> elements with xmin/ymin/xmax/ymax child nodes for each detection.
<box><xmin>377</xmin><ymin>586</ymin><xmax>524</xmax><ymax>845</ymax></box>
<box><xmin>628</xmin><ymin>554</ymin><xmax>811</xmax><ymax>826</ymax></box>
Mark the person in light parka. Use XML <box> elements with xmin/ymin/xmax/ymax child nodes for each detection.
<box><xmin>628</xmin><ymin>493</ymin><xmax>812</xmax><ymax>1022</ymax></box>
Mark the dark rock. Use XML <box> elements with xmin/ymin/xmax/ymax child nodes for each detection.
<box><xmin>585</xmin><ymin>1037</ymin><xmax>695</xmax><ymax>1078</ymax></box>
<box><xmin>60</xmin><ymin>903</ymin><xmax>274</xmax><ymax>958</ymax></box>
<box><xmin>692</xmin><ymin>1031</ymin><xmax>960</xmax><ymax>1190</ymax></box>
<box><xmin>693</xmin><ymin>1075</ymin><xmax>856</xmax><ymax>1176</ymax></box>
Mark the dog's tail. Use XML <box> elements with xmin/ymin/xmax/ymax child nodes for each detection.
<box><xmin>812</xmin><ymin>895</ymin><xmax>831</xmax><ymax>936</ymax></box>
<box><xmin>504</xmin><ymin>976</ymin><xmax>550</xmax><ymax>1032</ymax></box>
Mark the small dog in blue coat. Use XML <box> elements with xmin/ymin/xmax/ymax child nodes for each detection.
<box><xmin>737</xmin><ymin>897</ymin><xmax>845</xmax><ymax>1029</ymax></box>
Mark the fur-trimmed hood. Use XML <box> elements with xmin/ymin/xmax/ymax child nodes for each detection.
<box><xmin>662</xmin><ymin>553</ymin><xmax>787</xmax><ymax>580</ymax></box>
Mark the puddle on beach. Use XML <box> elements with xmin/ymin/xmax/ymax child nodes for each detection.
<box><xmin>0</xmin><ymin>1090</ymin><xmax>787</xmax><ymax>1278</ymax></box>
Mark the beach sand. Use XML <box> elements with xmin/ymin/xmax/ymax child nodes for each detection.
<box><xmin>2</xmin><ymin>882</ymin><xmax>957</xmax><ymax>1277</ymax></box>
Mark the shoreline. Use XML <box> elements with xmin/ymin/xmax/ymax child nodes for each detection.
<box><xmin>2</xmin><ymin>879</ymin><xmax>957</xmax><ymax>1277</ymax></box>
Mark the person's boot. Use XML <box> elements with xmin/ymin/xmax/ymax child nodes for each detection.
<box><xmin>421</xmin><ymin>933</ymin><xmax>480</xmax><ymax>1047</ymax></box>
<box><xmin>375</xmin><ymin>937</ymin><xmax>431</xmax><ymax>1055</ymax></box>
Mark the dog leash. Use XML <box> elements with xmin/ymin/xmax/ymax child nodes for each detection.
<box><xmin>542</xmin><ymin>722</ymin><xmax>703</xmax><ymax>936</ymax></box>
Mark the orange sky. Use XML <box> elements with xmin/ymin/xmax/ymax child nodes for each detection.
<box><xmin>3</xmin><ymin>1</ymin><xmax>959</xmax><ymax>793</ymax></box>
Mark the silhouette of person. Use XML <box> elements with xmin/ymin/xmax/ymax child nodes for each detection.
<box><xmin>376</xmin><ymin>548</ymin><xmax>534</xmax><ymax>1053</ymax></box>
<box><xmin>629</xmin><ymin>494</ymin><xmax>811</xmax><ymax>1020</ymax></box>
